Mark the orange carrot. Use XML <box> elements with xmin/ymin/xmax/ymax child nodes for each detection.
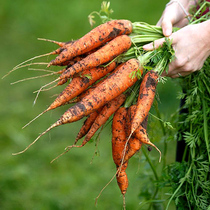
<box><xmin>112</xmin><ymin>107</ymin><xmax>128</xmax><ymax>167</ymax></box>
<box><xmin>55</xmin><ymin>59</ymin><xmax>139</xmax><ymax>124</ymax></box>
<box><xmin>124</xmin><ymin>104</ymin><xmax>161</xmax><ymax>161</ymax></box>
<box><xmin>124</xmin><ymin>106</ymin><xmax>142</xmax><ymax>162</ymax></box>
<box><xmin>48</xmin><ymin>61</ymin><xmax>117</xmax><ymax>111</ymax></box>
<box><xmin>111</xmin><ymin>107</ymin><xmax>129</xmax><ymax>199</ymax></box>
<box><xmin>72</xmin><ymin>94</ymin><xmax>126</xmax><ymax>148</ymax></box>
<box><xmin>116</xmin><ymin>162</ymin><xmax>129</xmax><ymax>196</ymax></box>
<box><xmin>65</xmin><ymin>77</ymin><xmax>107</xmax><ymax>105</ymax></box>
<box><xmin>59</xmin><ymin>35</ymin><xmax>132</xmax><ymax>79</ymax></box>
<box><xmin>74</xmin><ymin>107</ymin><xmax>103</xmax><ymax>144</ymax></box>
<box><xmin>130</xmin><ymin>70</ymin><xmax>158</xmax><ymax>135</ymax></box>
<box><xmin>134</xmin><ymin>124</ymin><xmax>161</xmax><ymax>161</ymax></box>
<box><xmin>13</xmin><ymin>59</ymin><xmax>139</xmax><ymax>155</ymax></box>
<box><xmin>48</xmin><ymin>19</ymin><xmax>133</xmax><ymax>66</ymax></box>
<box><xmin>128</xmin><ymin>105</ymin><xmax>161</xmax><ymax>161</ymax></box>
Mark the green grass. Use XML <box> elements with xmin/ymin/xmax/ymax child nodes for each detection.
<box><xmin>0</xmin><ymin>0</ymin><xmax>181</xmax><ymax>209</ymax></box>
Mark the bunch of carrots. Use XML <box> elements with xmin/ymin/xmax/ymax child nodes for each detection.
<box><xmin>6</xmin><ymin>2</ymin><xmax>176</xmax><ymax>208</ymax></box>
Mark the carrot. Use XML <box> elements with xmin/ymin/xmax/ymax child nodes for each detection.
<box><xmin>59</xmin><ymin>35</ymin><xmax>132</xmax><ymax>79</ymax></box>
<box><xmin>13</xmin><ymin>59</ymin><xmax>139</xmax><ymax>155</ymax></box>
<box><xmin>128</xmin><ymin>105</ymin><xmax>161</xmax><ymax>161</ymax></box>
<box><xmin>65</xmin><ymin>76</ymin><xmax>107</xmax><ymax>105</ymax></box>
<box><xmin>71</xmin><ymin>94</ymin><xmax>126</xmax><ymax>149</ymax></box>
<box><xmin>48</xmin><ymin>61</ymin><xmax>117</xmax><ymax>110</ymax></box>
<box><xmin>134</xmin><ymin>124</ymin><xmax>161</xmax><ymax>162</ymax></box>
<box><xmin>48</xmin><ymin>19</ymin><xmax>133</xmax><ymax>67</ymax></box>
<box><xmin>111</xmin><ymin>106</ymin><xmax>129</xmax><ymax>210</ymax></box>
<box><xmin>116</xmin><ymin>162</ymin><xmax>129</xmax><ymax>196</ymax></box>
<box><xmin>74</xmin><ymin>107</ymin><xmax>103</xmax><ymax>144</ymax></box>
<box><xmin>23</xmin><ymin>62</ymin><xmax>117</xmax><ymax>129</ymax></box>
<box><xmin>66</xmin><ymin>86</ymin><xmax>95</xmax><ymax>104</ymax></box>
<box><xmin>112</xmin><ymin>107</ymin><xmax>127</xmax><ymax>167</ymax></box>
<box><xmin>130</xmin><ymin>70</ymin><xmax>158</xmax><ymax>135</ymax></box>
<box><xmin>57</xmin><ymin>59</ymin><xmax>139</xmax><ymax>124</ymax></box>
<box><xmin>124</xmin><ymin>106</ymin><xmax>142</xmax><ymax>162</ymax></box>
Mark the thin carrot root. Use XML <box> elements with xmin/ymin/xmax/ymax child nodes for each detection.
<box><xmin>50</xmin><ymin>144</ymin><xmax>83</xmax><ymax>163</ymax></box>
<box><xmin>33</xmin><ymin>78</ymin><xmax>59</xmax><ymax>105</ymax></box>
<box><xmin>12</xmin><ymin>120</ymin><xmax>61</xmax><ymax>155</ymax></box>
<box><xmin>50</xmin><ymin>144</ymin><xmax>76</xmax><ymax>163</ymax></box>
<box><xmin>33</xmin><ymin>84</ymin><xmax>57</xmax><ymax>93</ymax></box>
<box><xmin>21</xmin><ymin>79</ymin><xmax>60</xmax><ymax>130</ymax></box>
<box><xmin>10</xmin><ymin>72</ymin><xmax>56</xmax><ymax>85</ymax></box>
<box><xmin>37</xmin><ymin>38</ymin><xmax>66</xmax><ymax>47</ymax></box>
<box><xmin>28</xmin><ymin>68</ymin><xmax>55</xmax><ymax>73</ymax></box>
<box><xmin>2</xmin><ymin>63</ymin><xmax>49</xmax><ymax>79</ymax></box>
<box><xmin>22</xmin><ymin>109</ymin><xmax>48</xmax><ymax>129</ymax></box>
<box><xmin>118</xmin><ymin>134</ymin><xmax>132</xmax><ymax>173</ymax></box>
<box><xmin>123</xmin><ymin>194</ymin><xmax>126</xmax><ymax>210</ymax></box>
<box><xmin>12</xmin><ymin>53</ymin><xmax>52</xmax><ymax>70</ymax></box>
<box><xmin>147</xmin><ymin>142</ymin><xmax>161</xmax><ymax>162</ymax></box>
<box><xmin>95</xmin><ymin>167</ymin><xmax>121</xmax><ymax>206</ymax></box>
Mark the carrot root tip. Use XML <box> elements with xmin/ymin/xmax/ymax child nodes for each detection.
<box><xmin>22</xmin><ymin>109</ymin><xmax>48</xmax><ymax>129</ymax></box>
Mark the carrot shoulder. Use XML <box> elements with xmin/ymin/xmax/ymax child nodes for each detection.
<box><xmin>48</xmin><ymin>19</ymin><xmax>133</xmax><ymax>66</ymax></box>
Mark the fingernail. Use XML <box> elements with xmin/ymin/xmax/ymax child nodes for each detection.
<box><xmin>164</xmin><ymin>29</ymin><xmax>171</xmax><ymax>37</ymax></box>
<box><xmin>143</xmin><ymin>43</ymin><xmax>153</xmax><ymax>50</ymax></box>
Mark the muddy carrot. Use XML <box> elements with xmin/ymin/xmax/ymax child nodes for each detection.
<box><xmin>74</xmin><ymin>107</ymin><xmax>103</xmax><ymax>144</ymax></box>
<box><xmin>111</xmin><ymin>106</ymin><xmax>129</xmax><ymax>204</ymax></box>
<box><xmin>73</xmin><ymin>94</ymin><xmax>126</xmax><ymax>148</ymax></box>
<box><xmin>48</xmin><ymin>19</ymin><xmax>133</xmax><ymax>66</ymax></box>
<box><xmin>14</xmin><ymin>59</ymin><xmax>139</xmax><ymax>155</ymax></box>
<box><xmin>124</xmin><ymin>105</ymin><xmax>142</xmax><ymax>162</ymax></box>
<box><xmin>127</xmin><ymin>104</ymin><xmax>161</xmax><ymax>161</ymax></box>
<box><xmin>48</xmin><ymin>61</ymin><xmax>117</xmax><ymax>110</ymax></box>
<box><xmin>59</xmin><ymin>35</ymin><xmax>132</xmax><ymax>79</ymax></box>
<box><xmin>130</xmin><ymin>70</ymin><xmax>158</xmax><ymax>135</ymax></box>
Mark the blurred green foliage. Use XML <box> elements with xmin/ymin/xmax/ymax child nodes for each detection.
<box><xmin>0</xmin><ymin>0</ymin><xmax>181</xmax><ymax>209</ymax></box>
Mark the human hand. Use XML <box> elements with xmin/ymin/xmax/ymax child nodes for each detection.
<box><xmin>143</xmin><ymin>20</ymin><xmax>210</xmax><ymax>78</ymax></box>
